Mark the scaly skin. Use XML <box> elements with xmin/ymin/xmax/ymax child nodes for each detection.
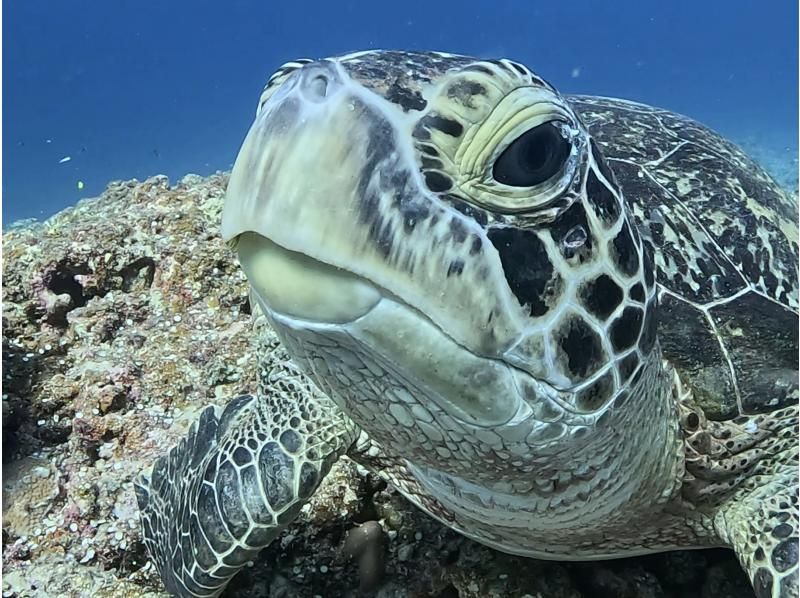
<box><xmin>677</xmin><ymin>370</ymin><xmax>799</xmax><ymax>598</ymax></box>
<box><xmin>134</xmin><ymin>321</ymin><xmax>359</xmax><ymax>597</ymax></box>
<box><xmin>137</xmin><ymin>50</ymin><xmax>799</xmax><ymax>597</ymax></box>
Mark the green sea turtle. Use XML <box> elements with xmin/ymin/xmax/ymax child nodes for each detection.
<box><xmin>134</xmin><ymin>50</ymin><xmax>799</xmax><ymax>598</ymax></box>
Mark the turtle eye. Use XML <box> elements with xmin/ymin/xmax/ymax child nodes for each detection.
<box><xmin>492</xmin><ymin>122</ymin><xmax>572</xmax><ymax>187</ymax></box>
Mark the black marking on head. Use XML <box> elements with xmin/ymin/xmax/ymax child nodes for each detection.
<box><xmin>463</xmin><ymin>63</ymin><xmax>495</xmax><ymax>76</ymax></box>
<box><xmin>386</xmin><ymin>79</ymin><xmax>427</xmax><ymax>112</ymax></box>
<box><xmin>419</xmin><ymin>143</ymin><xmax>440</xmax><ymax>157</ymax></box>
<box><xmin>610</xmin><ymin>221</ymin><xmax>640</xmax><ymax>276</ymax></box>
<box><xmin>355</xmin><ymin>98</ymin><xmax>432</xmax><ymax>261</ymax></box>
<box><xmin>488</xmin><ymin>227</ymin><xmax>557</xmax><ymax>317</ymax></box>
<box><xmin>507</xmin><ymin>61</ymin><xmax>528</xmax><ymax>76</ymax></box>
<box><xmin>590</xmin><ymin>139</ymin><xmax>618</xmax><ymax>187</ymax></box>
<box><xmin>576</xmin><ymin>370</ymin><xmax>615</xmax><ymax>411</ymax></box>
<box><xmin>559</xmin><ymin>315</ymin><xmax>604</xmax><ymax>378</ymax></box>
<box><xmin>412</xmin><ymin>121</ymin><xmax>431</xmax><ymax>141</ymax></box>
<box><xmin>551</xmin><ymin>202</ymin><xmax>594</xmax><ymax>261</ymax></box>
<box><xmin>585</xmin><ymin>168</ymin><xmax>621</xmax><ymax>223</ymax></box>
<box><xmin>449</xmin><ymin>217</ymin><xmax>469</xmax><ymax>244</ymax></box>
<box><xmin>638</xmin><ymin>301</ymin><xmax>658</xmax><ymax>354</ymax></box>
<box><xmin>469</xmin><ymin>235</ymin><xmax>483</xmax><ymax>255</ymax></box>
<box><xmin>418</xmin><ymin>113</ymin><xmax>464</xmax><ymax>138</ymax></box>
<box><xmin>421</xmin><ymin>156</ymin><xmax>443</xmax><ymax>170</ymax></box>
<box><xmin>446</xmin><ymin>79</ymin><xmax>488</xmax><ymax>109</ymax></box>
<box><xmin>630</xmin><ymin>283</ymin><xmax>645</xmax><ymax>303</ymax></box>
<box><xmin>772</xmin><ymin>523</ymin><xmax>794</xmax><ymax>539</ymax></box>
<box><xmin>445</xmin><ymin>194</ymin><xmax>489</xmax><ymax>226</ymax></box>
<box><xmin>424</xmin><ymin>171</ymin><xmax>453</xmax><ymax>192</ymax></box>
<box><xmin>610</xmin><ymin>306</ymin><xmax>644</xmax><ymax>352</ymax></box>
<box><xmin>447</xmin><ymin>259</ymin><xmax>465</xmax><ymax>277</ymax></box>
<box><xmin>581</xmin><ymin>274</ymin><xmax>623</xmax><ymax>320</ymax></box>
<box><xmin>618</xmin><ymin>352</ymin><xmax>640</xmax><ymax>383</ymax></box>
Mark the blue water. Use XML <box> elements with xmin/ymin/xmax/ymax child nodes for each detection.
<box><xmin>4</xmin><ymin>0</ymin><xmax>798</xmax><ymax>224</ymax></box>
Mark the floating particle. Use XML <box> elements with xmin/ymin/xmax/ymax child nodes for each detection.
<box><xmin>58</xmin><ymin>156</ymin><xmax>72</xmax><ymax>164</ymax></box>
<box><xmin>571</xmin><ymin>67</ymin><xmax>581</xmax><ymax>78</ymax></box>
<box><xmin>77</xmin><ymin>180</ymin><xmax>84</xmax><ymax>190</ymax></box>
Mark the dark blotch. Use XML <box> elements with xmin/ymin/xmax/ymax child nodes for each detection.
<box><xmin>590</xmin><ymin>140</ymin><xmax>618</xmax><ymax>188</ymax></box>
<box><xmin>643</xmin><ymin>242</ymin><xmax>656</xmax><ymax>288</ymax></box>
<box><xmin>619</xmin><ymin>352</ymin><xmax>640</xmax><ymax>383</ymax></box>
<box><xmin>446</xmin><ymin>194</ymin><xmax>489</xmax><ymax>226</ymax></box>
<box><xmin>685</xmin><ymin>412</ymin><xmax>700</xmax><ymax>430</ymax></box>
<box><xmin>581</xmin><ymin>274</ymin><xmax>623</xmax><ymax>320</ymax></box>
<box><xmin>421</xmin><ymin>156</ymin><xmax>443</xmax><ymax>170</ymax></box>
<box><xmin>424</xmin><ymin>171</ymin><xmax>453</xmax><ymax>192</ymax></box>
<box><xmin>551</xmin><ymin>202</ymin><xmax>594</xmax><ymax>260</ymax></box>
<box><xmin>586</xmin><ymin>168</ymin><xmax>620</xmax><ymax>223</ymax></box>
<box><xmin>470</xmin><ymin>235</ymin><xmax>483</xmax><ymax>255</ymax></box>
<box><xmin>630</xmin><ymin>283</ymin><xmax>645</xmax><ymax>303</ymax></box>
<box><xmin>446</xmin><ymin>80</ymin><xmax>487</xmax><ymax>108</ymax></box>
<box><xmin>576</xmin><ymin>371</ymin><xmax>614</xmax><ymax>411</ymax></box>
<box><xmin>450</xmin><ymin>217</ymin><xmax>469</xmax><ymax>243</ymax></box>
<box><xmin>419</xmin><ymin>144</ymin><xmax>439</xmax><ymax>157</ymax></box>
<box><xmin>419</xmin><ymin>113</ymin><xmax>464</xmax><ymax>138</ymax></box>
<box><xmin>412</xmin><ymin>121</ymin><xmax>431</xmax><ymax>141</ymax></box>
<box><xmin>464</xmin><ymin>64</ymin><xmax>494</xmax><ymax>76</ymax></box>
<box><xmin>611</xmin><ymin>222</ymin><xmax>640</xmax><ymax>276</ymax></box>
<box><xmin>447</xmin><ymin>259</ymin><xmax>465</xmax><ymax>277</ymax></box>
<box><xmin>385</xmin><ymin>80</ymin><xmax>427</xmax><ymax>112</ymax></box>
<box><xmin>488</xmin><ymin>227</ymin><xmax>554</xmax><ymax>317</ymax></box>
<box><xmin>560</xmin><ymin>316</ymin><xmax>604</xmax><ymax>379</ymax></box>
<box><xmin>610</xmin><ymin>306</ymin><xmax>644</xmax><ymax>352</ymax></box>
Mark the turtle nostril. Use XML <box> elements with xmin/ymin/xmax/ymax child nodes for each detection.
<box><xmin>307</xmin><ymin>74</ymin><xmax>329</xmax><ymax>100</ymax></box>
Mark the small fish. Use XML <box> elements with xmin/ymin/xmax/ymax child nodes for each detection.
<box><xmin>58</xmin><ymin>156</ymin><xmax>72</xmax><ymax>164</ymax></box>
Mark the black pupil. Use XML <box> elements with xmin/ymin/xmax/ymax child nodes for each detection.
<box><xmin>492</xmin><ymin>122</ymin><xmax>571</xmax><ymax>187</ymax></box>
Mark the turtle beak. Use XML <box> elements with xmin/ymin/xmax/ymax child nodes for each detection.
<box><xmin>222</xmin><ymin>61</ymin><xmax>383</xmax><ymax>324</ymax></box>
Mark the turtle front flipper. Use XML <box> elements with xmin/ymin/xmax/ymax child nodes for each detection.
<box><xmin>134</xmin><ymin>389</ymin><xmax>358</xmax><ymax>597</ymax></box>
<box><xmin>693</xmin><ymin>406</ymin><xmax>799</xmax><ymax>598</ymax></box>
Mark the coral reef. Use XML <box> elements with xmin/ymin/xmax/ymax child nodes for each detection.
<box><xmin>3</xmin><ymin>174</ymin><xmax>756</xmax><ymax>597</ymax></box>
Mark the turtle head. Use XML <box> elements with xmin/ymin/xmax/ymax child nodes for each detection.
<box><xmin>223</xmin><ymin>51</ymin><xmax>659</xmax><ymax>473</ymax></box>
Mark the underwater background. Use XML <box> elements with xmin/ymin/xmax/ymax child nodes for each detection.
<box><xmin>4</xmin><ymin>0</ymin><xmax>798</xmax><ymax>224</ymax></box>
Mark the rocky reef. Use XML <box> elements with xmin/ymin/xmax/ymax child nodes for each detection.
<box><xmin>3</xmin><ymin>174</ymin><xmax>756</xmax><ymax>598</ymax></box>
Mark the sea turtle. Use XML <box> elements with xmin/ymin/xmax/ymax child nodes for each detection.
<box><xmin>134</xmin><ymin>50</ymin><xmax>799</xmax><ymax>598</ymax></box>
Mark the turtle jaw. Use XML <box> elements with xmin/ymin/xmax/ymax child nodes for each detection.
<box><xmin>236</xmin><ymin>231</ymin><xmax>381</xmax><ymax>325</ymax></box>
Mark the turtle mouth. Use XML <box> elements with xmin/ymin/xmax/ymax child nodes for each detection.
<box><xmin>236</xmin><ymin>231</ymin><xmax>528</xmax><ymax>427</ymax></box>
<box><xmin>236</xmin><ymin>231</ymin><xmax>381</xmax><ymax>324</ymax></box>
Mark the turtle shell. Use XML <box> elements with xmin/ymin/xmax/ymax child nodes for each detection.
<box><xmin>570</xmin><ymin>95</ymin><xmax>798</xmax><ymax>419</ymax></box>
